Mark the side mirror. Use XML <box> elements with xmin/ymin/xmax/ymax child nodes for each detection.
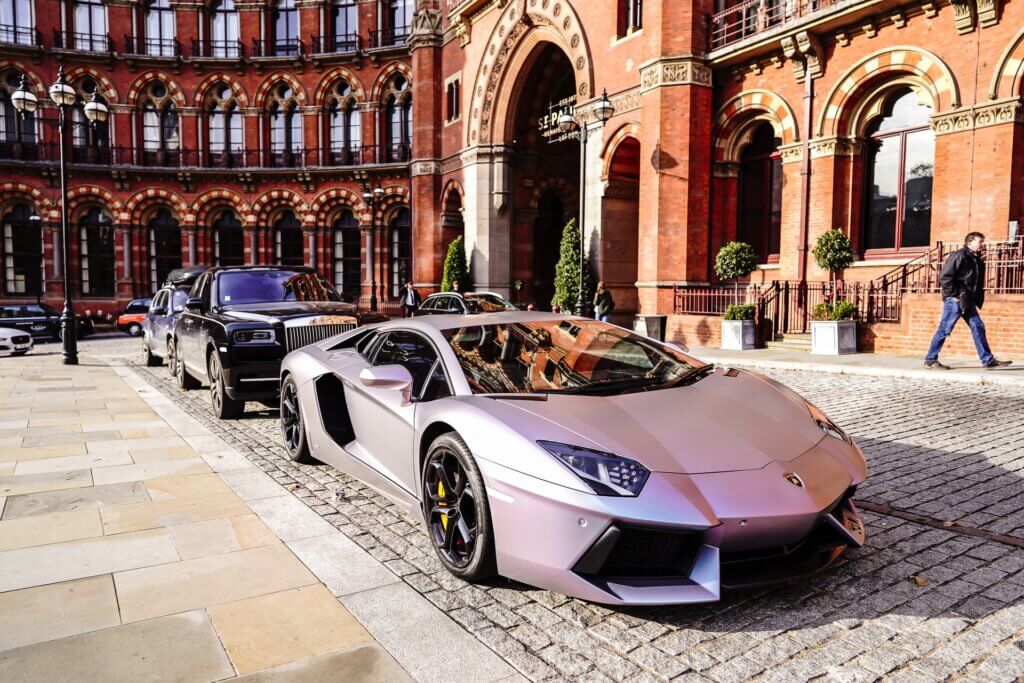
<box><xmin>150</xmin><ymin>306</ymin><xmax>167</xmax><ymax>316</ymax></box>
<box><xmin>359</xmin><ymin>365</ymin><xmax>414</xmax><ymax>403</ymax></box>
<box><xmin>185</xmin><ymin>297</ymin><xmax>203</xmax><ymax>312</ymax></box>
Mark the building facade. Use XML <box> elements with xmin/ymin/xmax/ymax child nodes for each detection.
<box><xmin>2</xmin><ymin>0</ymin><xmax>1023</xmax><ymax>356</ymax></box>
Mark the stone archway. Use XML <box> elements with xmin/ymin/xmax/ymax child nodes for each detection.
<box><xmin>600</xmin><ymin>134</ymin><xmax>641</xmax><ymax>320</ymax></box>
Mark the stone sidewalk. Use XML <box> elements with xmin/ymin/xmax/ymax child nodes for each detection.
<box><xmin>0</xmin><ymin>353</ymin><xmax>519</xmax><ymax>682</ymax></box>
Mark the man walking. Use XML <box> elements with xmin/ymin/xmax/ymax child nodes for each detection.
<box><xmin>924</xmin><ymin>232</ymin><xmax>1011</xmax><ymax>369</ymax></box>
<box><xmin>401</xmin><ymin>281</ymin><xmax>421</xmax><ymax>318</ymax></box>
<box><xmin>593</xmin><ymin>281</ymin><xmax>615</xmax><ymax>323</ymax></box>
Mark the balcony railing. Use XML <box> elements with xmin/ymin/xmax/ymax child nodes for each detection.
<box><xmin>124</xmin><ymin>36</ymin><xmax>181</xmax><ymax>58</ymax></box>
<box><xmin>53</xmin><ymin>30</ymin><xmax>111</xmax><ymax>53</ymax></box>
<box><xmin>251</xmin><ymin>38</ymin><xmax>304</xmax><ymax>58</ymax></box>
<box><xmin>310</xmin><ymin>33</ymin><xmax>361</xmax><ymax>54</ymax></box>
<box><xmin>190</xmin><ymin>39</ymin><xmax>244</xmax><ymax>59</ymax></box>
<box><xmin>367</xmin><ymin>26</ymin><xmax>409</xmax><ymax>48</ymax></box>
<box><xmin>0</xmin><ymin>24</ymin><xmax>40</xmax><ymax>47</ymax></box>
<box><xmin>709</xmin><ymin>0</ymin><xmax>841</xmax><ymax>50</ymax></box>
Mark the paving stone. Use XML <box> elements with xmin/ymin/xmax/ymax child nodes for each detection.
<box><xmin>0</xmin><ymin>575</ymin><xmax>120</xmax><ymax>652</ymax></box>
<box><xmin>0</xmin><ymin>468</ymin><xmax>93</xmax><ymax>496</ymax></box>
<box><xmin>232</xmin><ymin>642</ymin><xmax>412</xmax><ymax>682</ymax></box>
<box><xmin>1</xmin><ymin>481</ymin><xmax>150</xmax><ymax>520</ymax></box>
<box><xmin>288</xmin><ymin>532</ymin><xmax>401</xmax><ymax>597</ymax></box>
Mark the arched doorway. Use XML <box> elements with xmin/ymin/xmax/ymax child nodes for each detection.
<box><xmin>388</xmin><ymin>207</ymin><xmax>411</xmax><ymax>299</ymax></box>
<box><xmin>1</xmin><ymin>203</ymin><xmax>43</xmax><ymax>296</ymax></box>
<box><xmin>600</xmin><ymin>136</ymin><xmax>641</xmax><ymax>319</ymax></box>
<box><xmin>148</xmin><ymin>208</ymin><xmax>181</xmax><ymax>290</ymax></box>
<box><xmin>738</xmin><ymin>122</ymin><xmax>782</xmax><ymax>263</ymax></box>
<box><xmin>507</xmin><ymin>43</ymin><xmax>579</xmax><ymax>309</ymax></box>
<box><xmin>273</xmin><ymin>209</ymin><xmax>304</xmax><ymax>266</ymax></box>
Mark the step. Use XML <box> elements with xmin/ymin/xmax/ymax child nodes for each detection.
<box><xmin>765</xmin><ymin>334</ymin><xmax>812</xmax><ymax>352</ymax></box>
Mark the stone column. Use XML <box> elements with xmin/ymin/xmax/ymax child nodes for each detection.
<box><xmin>462</xmin><ymin>145</ymin><xmax>513</xmax><ymax>296</ymax></box>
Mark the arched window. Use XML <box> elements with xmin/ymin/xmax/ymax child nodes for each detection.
<box><xmin>70</xmin><ymin>78</ymin><xmax>110</xmax><ymax>162</ymax></box>
<box><xmin>333</xmin><ymin>209</ymin><xmax>360</xmax><ymax>300</ymax></box>
<box><xmin>0</xmin><ymin>70</ymin><xmax>36</xmax><ymax>152</ymax></box>
<box><xmin>738</xmin><ymin>122</ymin><xmax>782</xmax><ymax>263</ymax></box>
<box><xmin>141</xmin><ymin>81</ymin><xmax>179</xmax><ymax>165</ymax></box>
<box><xmin>383</xmin><ymin>76</ymin><xmax>410</xmax><ymax>162</ymax></box>
<box><xmin>2</xmin><ymin>203</ymin><xmax>42</xmax><ymax>295</ymax></box>
<box><xmin>326</xmin><ymin>80</ymin><xmax>360</xmax><ymax>165</ymax></box>
<box><xmin>209</xmin><ymin>0</ymin><xmax>239</xmax><ymax>58</ymax></box>
<box><xmin>148</xmin><ymin>208</ymin><xmax>181</xmax><ymax>290</ymax></box>
<box><xmin>388</xmin><ymin>207</ymin><xmax>410</xmax><ymax>298</ymax></box>
<box><xmin>72</xmin><ymin>0</ymin><xmax>108</xmax><ymax>51</ymax></box>
<box><xmin>268</xmin><ymin>83</ymin><xmax>302</xmax><ymax>167</ymax></box>
<box><xmin>206</xmin><ymin>84</ymin><xmax>242</xmax><ymax>166</ymax></box>
<box><xmin>271</xmin><ymin>0</ymin><xmax>298</xmax><ymax>56</ymax></box>
<box><xmin>0</xmin><ymin>0</ymin><xmax>34</xmax><ymax>45</ymax></box>
<box><xmin>78</xmin><ymin>206</ymin><xmax>115</xmax><ymax>296</ymax></box>
<box><xmin>212</xmin><ymin>209</ymin><xmax>244</xmax><ymax>265</ymax></box>
<box><xmin>331</xmin><ymin>1</ymin><xmax>358</xmax><ymax>52</ymax></box>
<box><xmin>143</xmin><ymin>0</ymin><xmax>175</xmax><ymax>56</ymax></box>
<box><xmin>862</xmin><ymin>88</ymin><xmax>934</xmax><ymax>253</ymax></box>
<box><xmin>274</xmin><ymin>210</ymin><xmax>304</xmax><ymax>266</ymax></box>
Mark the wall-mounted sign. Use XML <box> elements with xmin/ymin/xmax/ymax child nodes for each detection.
<box><xmin>539</xmin><ymin>95</ymin><xmax>577</xmax><ymax>144</ymax></box>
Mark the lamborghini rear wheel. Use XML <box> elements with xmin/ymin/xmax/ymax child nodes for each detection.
<box><xmin>280</xmin><ymin>375</ymin><xmax>313</xmax><ymax>463</ymax></box>
<box><xmin>422</xmin><ymin>433</ymin><xmax>496</xmax><ymax>582</ymax></box>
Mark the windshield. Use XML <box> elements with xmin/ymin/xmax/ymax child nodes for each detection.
<box><xmin>464</xmin><ymin>294</ymin><xmax>517</xmax><ymax>313</ymax></box>
<box><xmin>442</xmin><ymin>320</ymin><xmax>704</xmax><ymax>395</ymax></box>
<box><xmin>217</xmin><ymin>270</ymin><xmax>342</xmax><ymax>306</ymax></box>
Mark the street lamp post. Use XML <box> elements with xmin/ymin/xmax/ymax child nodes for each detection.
<box><xmin>361</xmin><ymin>184</ymin><xmax>385</xmax><ymax>312</ymax></box>
<box><xmin>557</xmin><ymin>89</ymin><xmax>615</xmax><ymax>317</ymax></box>
<box><xmin>13</xmin><ymin>68</ymin><xmax>108</xmax><ymax>365</ymax></box>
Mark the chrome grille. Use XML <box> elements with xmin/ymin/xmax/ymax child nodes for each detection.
<box><xmin>11</xmin><ymin>335</ymin><xmax>30</xmax><ymax>344</ymax></box>
<box><xmin>286</xmin><ymin>323</ymin><xmax>356</xmax><ymax>352</ymax></box>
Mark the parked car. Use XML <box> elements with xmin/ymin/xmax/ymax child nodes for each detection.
<box><xmin>0</xmin><ymin>327</ymin><xmax>32</xmax><ymax>356</ymax></box>
<box><xmin>416</xmin><ymin>291</ymin><xmax>518</xmax><ymax>315</ymax></box>
<box><xmin>173</xmin><ymin>266</ymin><xmax>387</xmax><ymax>419</ymax></box>
<box><xmin>141</xmin><ymin>266</ymin><xmax>208</xmax><ymax>368</ymax></box>
<box><xmin>116</xmin><ymin>298</ymin><xmax>152</xmax><ymax>337</ymax></box>
<box><xmin>0</xmin><ymin>303</ymin><xmax>94</xmax><ymax>340</ymax></box>
<box><xmin>279</xmin><ymin>313</ymin><xmax>867</xmax><ymax>606</ymax></box>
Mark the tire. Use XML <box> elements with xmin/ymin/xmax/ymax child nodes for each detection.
<box><xmin>166</xmin><ymin>338</ymin><xmax>177</xmax><ymax>377</ymax></box>
<box><xmin>127</xmin><ymin>323</ymin><xmax>142</xmax><ymax>337</ymax></box>
<box><xmin>208</xmin><ymin>350</ymin><xmax>243</xmax><ymax>419</ymax></box>
<box><xmin>174</xmin><ymin>338</ymin><xmax>200</xmax><ymax>390</ymax></box>
<box><xmin>421</xmin><ymin>432</ymin><xmax>497</xmax><ymax>582</ymax></box>
<box><xmin>142</xmin><ymin>333</ymin><xmax>162</xmax><ymax>367</ymax></box>
<box><xmin>280</xmin><ymin>375</ymin><xmax>313</xmax><ymax>463</ymax></box>
<box><xmin>12</xmin><ymin>350</ymin><xmax>28</xmax><ymax>356</ymax></box>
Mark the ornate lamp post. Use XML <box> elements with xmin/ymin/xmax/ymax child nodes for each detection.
<box><xmin>361</xmin><ymin>184</ymin><xmax>385</xmax><ymax>312</ymax></box>
<box><xmin>557</xmin><ymin>89</ymin><xmax>615</xmax><ymax>316</ymax></box>
<box><xmin>13</xmin><ymin>67</ymin><xmax>108</xmax><ymax>365</ymax></box>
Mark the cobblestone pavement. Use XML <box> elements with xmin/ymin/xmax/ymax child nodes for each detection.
<box><xmin>117</xmin><ymin>341</ymin><xmax>1024</xmax><ymax>682</ymax></box>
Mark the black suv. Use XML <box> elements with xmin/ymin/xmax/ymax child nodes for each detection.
<box><xmin>173</xmin><ymin>266</ymin><xmax>387</xmax><ymax>419</ymax></box>
<box><xmin>0</xmin><ymin>303</ymin><xmax>95</xmax><ymax>340</ymax></box>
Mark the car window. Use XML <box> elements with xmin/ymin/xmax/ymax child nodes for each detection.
<box><xmin>25</xmin><ymin>306</ymin><xmax>45</xmax><ymax>316</ymax></box>
<box><xmin>171</xmin><ymin>288</ymin><xmax>189</xmax><ymax>312</ymax></box>
<box><xmin>467</xmin><ymin>294</ymin><xmax>517</xmax><ymax>312</ymax></box>
<box><xmin>355</xmin><ymin>331</ymin><xmax>380</xmax><ymax>357</ymax></box>
<box><xmin>372</xmin><ymin>331</ymin><xmax>440</xmax><ymax>398</ymax></box>
<box><xmin>441</xmin><ymin>297</ymin><xmax>460</xmax><ymax>312</ymax></box>
<box><xmin>0</xmin><ymin>306</ymin><xmax>14</xmax><ymax>318</ymax></box>
<box><xmin>126</xmin><ymin>300</ymin><xmax>150</xmax><ymax>314</ymax></box>
<box><xmin>150</xmin><ymin>292</ymin><xmax>166</xmax><ymax>310</ymax></box>
<box><xmin>420</xmin><ymin>361</ymin><xmax>452</xmax><ymax>401</ymax></box>
<box><xmin>217</xmin><ymin>270</ymin><xmax>341</xmax><ymax>306</ymax></box>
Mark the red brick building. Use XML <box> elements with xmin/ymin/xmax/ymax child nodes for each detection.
<box><xmin>2</xmin><ymin>0</ymin><xmax>1023</xmax><ymax>356</ymax></box>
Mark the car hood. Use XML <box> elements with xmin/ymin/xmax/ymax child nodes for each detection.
<box><xmin>496</xmin><ymin>369</ymin><xmax>825</xmax><ymax>475</ymax></box>
<box><xmin>217</xmin><ymin>301</ymin><xmax>374</xmax><ymax>324</ymax></box>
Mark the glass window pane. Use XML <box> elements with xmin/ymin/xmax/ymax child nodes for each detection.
<box><xmin>864</xmin><ymin>136</ymin><xmax>900</xmax><ymax>250</ymax></box>
<box><xmin>901</xmin><ymin>129</ymin><xmax>933</xmax><ymax>248</ymax></box>
<box><xmin>874</xmin><ymin>91</ymin><xmax>932</xmax><ymax>133</ymax></box>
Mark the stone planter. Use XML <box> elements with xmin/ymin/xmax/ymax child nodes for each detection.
<box><xmin>721</xmin><ymin>319</ymin><xmax>756</xmax><ymax>350</ymax></box>
<box><xmin>811</xmin><ymin>320</ymin><xmax>858</xmax><ymax>355</ymax></box>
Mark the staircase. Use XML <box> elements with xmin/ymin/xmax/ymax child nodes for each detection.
<box><xmin>765</xmin><ymin>333</ymin><xmax>812</xmax><ymax>352</ymax></box>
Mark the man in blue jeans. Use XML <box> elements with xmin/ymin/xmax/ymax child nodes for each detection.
<box><xmin>925</xmin><ymin>232</ymin><xmax>1012</xmax><ymax>369</ymax></box>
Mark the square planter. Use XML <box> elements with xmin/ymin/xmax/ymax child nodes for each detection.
<box><xmin>721</xmin><ymin>319</ymin><xmax>756</xmax><ymax>350</ymax></box>
<box><xmin>811</xmin><ymin>320</ymin><xmax>858</xmax><ymax>355</ymax></box>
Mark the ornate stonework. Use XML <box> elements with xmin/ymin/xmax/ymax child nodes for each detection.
<box><xmin>711</xmin><ymin>162</ymin><xmax>740</xmax><ymax>178</ymax></box>
<box><xmin>952</xmin><ymin>0</ymin><xmax>976</xmax><ymax>34</ymax></box>
<box><xmin>411</xmin><ymin>160</ymin><xmax>443</xmax><ymax>176</ymax></box>
<box><xmin>976</xmin><ymin>0</ymin><xmax>1002</xmax><ymax>26</ymax></box>
<box><xmin>410</xmin><ymin>8</ymin><xmax>444</xmax><ymax>49</ymax></box>
<box><xmin>638</xmin><ymin>57</ymin><xmax>712</xmax><ymax>93</ymax></box>
<box><xmin>778</xmin><ymin>142</ymin><xmax>804</xmax><ymax>164</ymax></box>
<box><xmin>930</xmin><ymin>99</ymin><xmax>1024</xmax><ymax>135</ymax></box>
<box><xmin>808</xmin><ymin>137</ymin><xmax>863</xmax><ymax>159</ymax></box>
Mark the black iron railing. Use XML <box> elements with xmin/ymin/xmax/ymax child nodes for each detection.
<box><xmin>53</xmin><ymin>30</ymin><xmax>111</xmax><ymax>52</ymax></box>
<box><xmin>190</xmin><ymin>38</ymin><xmax>244</xmax><ymax>59</ymax></box>
<box><xmin>124</xmin><ymin>35</ymin><xmax>181</xmax><ymax>57</ymax></box>
<box><xmin>310</xmin><ymin>33</ymin><xmax>361</xmax><ymax>54</ymax></box>
<box><xmin>367</xmin><ymin>26</ymin><xmax>410</xmax><ymax>48</ymax></box>
<box><xmin>0</xmin><ymin>24</ymin><xmax>39</xmax><ymax>46</ymax></box>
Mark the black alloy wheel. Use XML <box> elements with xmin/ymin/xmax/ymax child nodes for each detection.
<box><xmin>280</xmin><ymin>376</ymin><xmax>312</xmax><ymax>463</ymax></box>
<box><xmin>422</xmin><ymin>433</ymin><xmax>497</xmax><ymax>581</ymax></box>
<box><xmin>142</xmin><ymin>333</ymin><xmax>161</xmax><ymax>367</ymax></box>
<box><xmin>175</xmin><ymin>338</ymin><xmax>200</xmax><ymax>390</ymax></box>
<box><xmin>208</xmin><ymin>351</ymin><xmax>243</xmax><ymax>419</ymax></box>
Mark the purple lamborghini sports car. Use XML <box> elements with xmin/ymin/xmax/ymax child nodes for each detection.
<box><xmin>279</xmin><ymin>312</ymin><xmax>867</xmax><ymax>605</ymax></box>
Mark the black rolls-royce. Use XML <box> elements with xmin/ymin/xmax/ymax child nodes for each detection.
<box><xmin>172</xmin><ymin>266</ymin><xmax>387</xmax><ymax>419</ymax></box>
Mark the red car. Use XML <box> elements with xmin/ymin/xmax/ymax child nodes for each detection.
<box><xmin>117</xmin><ymin>298</ymin><xmax>152</xmax><ymax>336</ymax></box>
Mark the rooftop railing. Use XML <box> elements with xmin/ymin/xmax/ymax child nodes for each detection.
<box><xmin>708</xmin><ymin>0</ymin><xmax>842</xmax><ymax>50</ymax></box>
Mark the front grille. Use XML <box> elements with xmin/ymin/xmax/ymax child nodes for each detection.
<box><xmin>11</xmin><ymin>335</ymin><xmax>29</xmax><ymax>344</ymax></box>
<box><xmin>573</xmin><ymin>525</ymin><xmax>703</xmax><ymax>580</ymax></box>
<box><xmin>286</xmin><ymin>323</ymin><xmax>355</xmax><ymax>352</ymax></box>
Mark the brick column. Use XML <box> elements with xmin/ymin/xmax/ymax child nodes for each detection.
<box><xmin>170</xmin><ymin>0</ymin><xmax>202</xmax><ymax>54</ymax></box>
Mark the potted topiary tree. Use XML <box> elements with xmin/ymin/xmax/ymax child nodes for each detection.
<box><xmin>714</xmin><ymin>241</ymin><xmax>758</xmax><ymax>350</ymax></box>
<box><xmin>810</xmin><ymin>230</ymin><xmax>858</xmax><ymax>354</ymax></box>
<box><xmin>551</xmin><ymin>219</ymin><xmax>594</xmax><ymax>315</ymax></box>
<box><xmin>441</xmin><ymin>235</ymin><xmax>469</xmax><ymax>292</ymax></box>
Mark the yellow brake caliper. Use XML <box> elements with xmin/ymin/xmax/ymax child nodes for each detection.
<box><xmin>438</xmin><ymin>479</ymin><xmax>448</xmax><ymax>531</ymax></box>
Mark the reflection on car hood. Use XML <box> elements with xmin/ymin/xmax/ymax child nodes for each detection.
<box><xmin>218</xmin><ymin>301</ymin><xmax>364</xmax><ymax>323</ymax></box>
<box><xmin>496</xmin><ymin>370</ymin><xmax>824</xmax><ymax>475</ymax></box>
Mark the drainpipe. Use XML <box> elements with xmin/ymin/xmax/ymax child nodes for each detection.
<box><xmin>797</xmin><ymin>62</ymin><xmax>814</xmax><ymax>284</ymax></box>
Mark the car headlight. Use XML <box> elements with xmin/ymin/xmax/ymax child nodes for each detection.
<box><xmin>538</xmin><ymin>441</ymin><xmax>650</xmax><ymax>497</ymax></box>
<box><xmin>806</xmin><ymin>401</ymin><xmax>853</xmax><ymax>444</ymax></box>
<box><xmin>233</xmin><ymin>329</ymin><xmax>276</xmax><ymax>344</ymax></box>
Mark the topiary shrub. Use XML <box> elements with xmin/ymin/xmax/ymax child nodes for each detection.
<box><xmin>441</xmin><ymin>235</ymin><xmax>469</xmax><ymax>292</ymax></box>
<box><xmin>811</xmin><ymin>300</ymin><xmax>858</xmax><ymax>321</ymax></box>
<box><xmin>551</xmin><ymin>219</ymin><xmax>594</xmax><ymax>315</ymax></box>
<box><xmin>812</xmin><ymin>229</ymin><xmax>855</xmax><ymax>288</ymax></box>
<box><xmin>714</xmin><ymin>241</ymin><xmax>758</xmax><ymax>304</ymax></box>
<box><xmin>724</xmin><ymin>303</ymin><xmax>756</xmax><ymax>321</ymax></box>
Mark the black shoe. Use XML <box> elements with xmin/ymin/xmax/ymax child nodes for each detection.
<box><xmin>924</xmin><ymin>360</ymin><xmax>951</xmax><ymax>369</ymax></box>
<box><xmin>984</xmin><ymin>359</ymin><xmax>1012</xmax><ymax>369</ymax></box>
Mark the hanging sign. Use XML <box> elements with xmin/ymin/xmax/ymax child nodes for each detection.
<box><xmin>539</xmin><ymin>95</ymin><xmax>578</xmax><ymax>144</ymax></box>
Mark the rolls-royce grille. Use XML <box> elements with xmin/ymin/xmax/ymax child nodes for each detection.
<box><xmin>286</xmin><ymin>324</ymin><xmax>356</xmax><ymax>352</ymax></box>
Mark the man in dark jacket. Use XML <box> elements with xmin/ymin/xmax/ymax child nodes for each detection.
<box><xmin>924</xmin><ymin>232</ymin><xmax>1011</xmax><ymax>369</ymax></box>
<box><xmin>401</xmin><ymin>282</ymin><xmax>422</xmax><ymax>318</ymax></box>
<box><xmin>593</xmin><ymin>281</ymin><xmax>615</xmax><ymax>323</ymax></box>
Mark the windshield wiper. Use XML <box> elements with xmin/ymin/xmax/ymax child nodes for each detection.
<box><xmin>553</xmin><ymin>376</ymin><xmax>662</xmax><ymax>395</ymax></box>
<box><xmin>657</xmin><ymin>363</ymin><xmax>716</xmax><ymax>388</ymax></box>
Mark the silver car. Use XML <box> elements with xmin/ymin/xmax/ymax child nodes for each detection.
<box><xmin>279</xmin><ymin>312</ymin><xmax>867</xmax><ymax>606</ymax></box>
